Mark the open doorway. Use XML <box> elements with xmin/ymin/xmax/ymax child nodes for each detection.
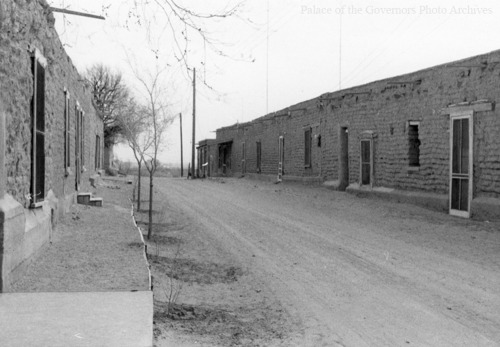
<box><xmin>339</xmin><ymin>127</ymin><xmax>349</xmax><ymax>190</ymax></box>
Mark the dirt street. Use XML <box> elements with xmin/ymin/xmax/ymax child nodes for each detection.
<box><xmin>148</xmin><ymin>177</ymin><xmax>500</xmax><ymax>347</ymax></box>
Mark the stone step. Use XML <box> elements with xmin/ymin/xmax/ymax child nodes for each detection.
<box><xmin>77</xmin><ymin>193</ymin><xmax>103</xmax><ymax>207</ymax></box>
<box><xmin>77</xmin><ymin>192</ymin><xmax>92</xmax><ymax>205</ymax></box>
<box><xmin>89</xmin><ymin>197</ymin><xmax>103</xmax><ymax>207</ymax></box>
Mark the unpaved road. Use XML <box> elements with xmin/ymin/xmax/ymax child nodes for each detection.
<box><xmin>150</xmin><ymin>177</ymin><xmax>500</xmax><ymax>347</ymax></box>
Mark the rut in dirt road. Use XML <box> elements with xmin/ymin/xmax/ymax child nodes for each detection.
<box><xmin>156</xmin><ymin>177</ymin><xmax>500</xmax><ymax>347</ymax></box>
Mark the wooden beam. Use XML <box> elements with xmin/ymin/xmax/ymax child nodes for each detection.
<box><xmin>440</xmin><ymin>101</ymin><xmax>494</xmax><ymax>115</ymax></box>
<box><xmin>49</xmin><ymin>7</ymin><xmax>105</xmax><ymax>20</ymax></box>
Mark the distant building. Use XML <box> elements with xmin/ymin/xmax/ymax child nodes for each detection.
<box><xmin>0</xmin><ymin>0</ymin><xmax>104</xmax><ymax>291</ymax></box>
<box><xmin>208</xmin><ymin>49</ymin><xmax>500</xmax><ymax>220</ymax></box>
<box><xmin>196</xmin><ymin>139</ymin><xmax>216</xmax><ymax>178</ymax></box>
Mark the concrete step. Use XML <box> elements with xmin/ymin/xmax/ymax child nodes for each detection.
<box><xmin>77</xmin><ymin>193</ymin><xmax>103</xmax><ymax>207</ymax></box>
<box><xmin>89</xmin><ymin>197</ymin><xmax>103</xmax><ymax>207</ymax></box>
<box><xmin>76</xmin><ymin>192</ymin><xmax>92</xmax><ymax>205</ymax></box>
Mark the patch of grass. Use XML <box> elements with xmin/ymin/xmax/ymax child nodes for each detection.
<box><xmin>154</xmin><ymin>302</ymin><xmax>289</xmax><ymax>346</ymax></box>
<box><xmin>149</xmin><ymin>255</ymin><xmax>243</xmax><ymax>285</ymax></box>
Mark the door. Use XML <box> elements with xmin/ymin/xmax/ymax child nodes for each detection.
<box><xmin>339</xmin><ymin>127</ymin><xmax>349</xmax><ymax>190</ymax></box>
<box><xmin>241</xmin><ymin>142</ymin><xmax>246</xmax><ymax>175</ymax></box>
<box><xmin>278</xmin><ymin>136</ymin><xmax>284</xmax><ymax>181</ymax></box>
<box><xmin>360</xmin><ymin>139</ymin><xmax>372</xmax><ymax>186</ymax></box>
<box><xmin>450</xmin><ymin>112</ymin><xmax>473</xmax><ymax>218</ymax></box>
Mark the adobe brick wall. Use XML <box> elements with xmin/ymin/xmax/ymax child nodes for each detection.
<box><xmin>212</xmin><ymin>49</ymin><xmax>500</xmax><ymax>203</ymax></box>
<box><xmin>0</xmin><ymin>0</ymin><xmax>103</xmax><ymax>207</ymax></box>
<box><xmin>0</xmin><ymin>0</ymin><xmax>104</xmax><ymax>291</ymax></box>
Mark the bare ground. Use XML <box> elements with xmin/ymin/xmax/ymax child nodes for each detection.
<box><xmin>137</xmin><ymin>177</ymin><xmax>500</xmax><ymax>347</ymax></box>
<box><xmin>11</xmin><ymin>178</ymin><xmax>150</xmax><ymax>292</ymax></box>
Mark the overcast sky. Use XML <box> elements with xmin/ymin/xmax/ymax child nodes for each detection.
<box><xmin>48</xmin><ymin>0</ymin><xmax>500</xmax><ymax>166</ymax></box>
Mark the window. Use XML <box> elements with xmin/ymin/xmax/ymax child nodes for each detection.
<box><xmin>408</xmin><ymin>121</ymin><xmax>420</xmax><ymax>167</ymax></box>
<box><xmin>30</xmin><ymin>49</ymin><xmax>47</xmax><ymax>205</ymax></box>
<box><xmin>75</xmin><ymin>103</ymin><xmax>84</xmax><ymax>172</ymax></box>
<box><xmin>256</xmin><ymin>141</ymin><xmax>261</xmax><ymax>173</ymax></box>
<box><xmin>64</xmin><ymin>89</ymin><xmax>71</xmax><ymax>173</ymax></box>
<box><xmin>95</xmin><ymin>135</ymin><xmax>101</xmax><ymax>170</ymax></box>
<box><xmin>304</xmin><ymin>127</ymin><xmax>311</xmax><ymax>167</ymax></box>
<box><xmin>360</xmin><ymin>140</ymin><xmax>371</xmax><ymax>185</ymax></box>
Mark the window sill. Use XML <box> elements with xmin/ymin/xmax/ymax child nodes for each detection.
<box><xmin>29</xmin><ymin>201</ymin><xmax>44</xmax><ymax>209</ymax></box>
<box><xmin>407</xmin><ymin>166</ymin><xmax>420</xmax><ymax>172</ymax></box>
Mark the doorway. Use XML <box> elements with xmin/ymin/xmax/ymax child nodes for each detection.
<box><xmin>241</xmin><ymin>142</ymin><xmax>246</xmax><ymax>175</ymax></box>
<box><xmin>450</xmin><ymin>111</ymin><xmax>473</xmax><ymax>218</ymax></box>
<box><xmin>278</xmin><ymin>136</ymin><xmax>284</xmax><ymax>181</ymax></box>
<box><xmin>339</xmin><ymin>127</ymin><xmax>349</xmax><ymax>190</ymax></box>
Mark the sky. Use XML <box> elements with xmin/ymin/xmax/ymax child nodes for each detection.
<box><xmin>47</xmin><ymin>0</ymin><xmax>500</xmax><ymax>167</ymax></box>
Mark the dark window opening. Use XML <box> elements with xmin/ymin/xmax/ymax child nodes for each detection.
<box><xmin>64</xmin><ymin>90</ymin><xmax>71</xmax><ymax>169</ymax></box>
<box><xmin>361</xmin><ymin>140</ymin><xmax>371</xmax><ymax>185</ymax></box>
<box><xmin>408</xmin><ymin>123</ymin><xmax>420</xmax><ymax>167</ymax></box>
<box><xmin>95</xmin><ymin>135</ymin><xmax>101</xmax><ymax>170</ymax></box>
<box><xmin>30</xmin><ymin>55</ymin><xmax>46</xmax><ymax>205</ymax></box>
<box><xmin>304</xmin><ymin>128</ymin><xmax>311</xmax><ymax>167</ymax></box>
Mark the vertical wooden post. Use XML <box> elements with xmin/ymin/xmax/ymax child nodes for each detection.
<box><xmin>179</xmin><ymin>112</ymin><xmax>183</xmax><ymax>177</ymax></box>
<box><xmin>191</xmin><ymin>68</ymin><xmax>196</xmax><ymax>178</ymax></box>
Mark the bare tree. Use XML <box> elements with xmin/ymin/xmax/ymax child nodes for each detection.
<box><xmin>119</xmin><ymin>98</ymin><xmax>152</xmax><ymax>211</ymax></box>
<box><xmin>132</xmin><ymin>67</ymin><xmax>175</xmax><ymax>239</ymax></box>
<box><xmin>85</xmin><ymin>64</ymin><xmax>129</xmax><ymax>148</ymax></box>
<box><xmin>125</xmin><ymin>0</ymin><xmax>245</xmax><ymax>85</ymax></box>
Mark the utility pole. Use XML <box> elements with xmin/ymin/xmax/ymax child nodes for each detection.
<box><xmin>179</xmin><ymin>112</ymin><xmax>183</xmax><ymax>177</ymax></box>
<box><xmin>191</xmin><ymin>68</ymin><xmax>196</xmax><ymax>179</ymax></box>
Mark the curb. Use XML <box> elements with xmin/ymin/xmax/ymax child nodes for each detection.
<box><xmin>130</xmin><ymin>200</ymin><xmax>153</xmax><ymax>291</ymax></box>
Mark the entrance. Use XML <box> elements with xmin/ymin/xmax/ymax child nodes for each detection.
<box><xmin>278</xmin><ymin>136</ymin><xmax>284</xmax><ymax>181</ymax></box>
<box><xmin>450</xmin><ymin>111</ymin><xmax>473</xmax><ymax>218</ymax></box>
<box><xmin>241</xmin><ymin>142</ymin><xmax>246</xmax><ymax>175</ymax></box>
<box><xmin>339</xmin><ymin>127</ymin><xmax>349</xmax><ymax>190</ymax></box>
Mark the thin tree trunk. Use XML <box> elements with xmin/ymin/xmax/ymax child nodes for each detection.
<box><xmin>147</xmin><ymin>170</ymin><xmax>154</xmax><ymax>239</ymax></box>
<box><xmin>137</xmin><ymin>161</ymin><xmax>142</xmax><ymax>211</ymax></box>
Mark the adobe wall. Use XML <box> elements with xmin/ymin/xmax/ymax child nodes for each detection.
<box><xmin>0</xmin><ymin>0</ymin><xmax>104</xmax><ymax>291</ymax></box>
<box><xmin>0</xmin><ymin>0</ymin><xmax>103</xmax><ymax>208</ymax></box>
<box><xmin>214</xmin><ymin>49</ymin><xmax>500</xmax><ymax>201</ymax></box>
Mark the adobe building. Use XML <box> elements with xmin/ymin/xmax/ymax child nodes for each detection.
<box><xmin>209</xmin><ymin>49</ymin><xmax>500</xmax><ymax>220</ymax></box>
<box><xmin>196</xmin><ymin>139</ymin><xmax>216</xmax><ymax>178</ymax></box>
<box><xmin>0</xmin><ymin>0</ymin><xmax>104</xmax><ymax>291</ymax></box>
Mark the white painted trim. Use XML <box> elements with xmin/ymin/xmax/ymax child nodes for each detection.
<box><xmin>30</xmin><ymin>47</ymin><xmax>48</xmax><ymax>68</ymax></box>
<box><xmin>449</xmin><ymin>110</ymin><xmax>473</xmax><ymax>218</ymax></box>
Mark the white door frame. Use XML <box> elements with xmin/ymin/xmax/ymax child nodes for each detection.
<box><xmin>449</xmin><ymin>110</ymin><xmax>473</xmax><ymax>218</ymax></box>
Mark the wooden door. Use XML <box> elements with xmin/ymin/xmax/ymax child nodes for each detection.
<box><xmin>450</xmin><ymin>112</ymin><xmax>473</xmax><ymax>218</ymax></box>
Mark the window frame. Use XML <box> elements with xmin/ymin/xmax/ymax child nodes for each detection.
<box><xmin>95</xmin><ymin>134</ymin><xmax>101</xmax><ymax>170</ymax></box>
<box><xmin>30</xmin><ymin>48</ymin><xmax>47</xmax><ymax>207</ymax></box>
<box><xmin>64</xmin><ymin>88</ymin><xmax>72</xmax><ymax>176</ymax></box>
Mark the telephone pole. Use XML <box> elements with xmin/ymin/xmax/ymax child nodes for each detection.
<box><xmin>191</xmin><ymin>68</ymin><xmax>196</xmax><ymax>178</ymax></box>
<box><xmin>179</xmin><ymin>112</ymin><xmax>183</xmax><ymax>177</ymax></box>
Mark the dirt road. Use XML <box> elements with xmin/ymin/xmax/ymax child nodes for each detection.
<box><xmin>150</xmin><ymin>177</ymin><xmax>500</xmax><ymax>347</ymax></box>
